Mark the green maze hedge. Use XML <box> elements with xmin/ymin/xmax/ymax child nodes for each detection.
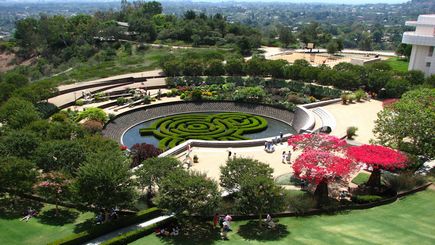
<box><xmin>139</xmin><ymin>112</ymin><xmax>268</xmax><ymax>150</ymax></box>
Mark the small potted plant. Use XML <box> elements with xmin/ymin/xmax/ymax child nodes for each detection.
<box><xmin>346</xmin><ymin>126</ymin><xmax>358</xmax><ymax>140</ymax></box>
<box><xmin>193</xmin><ymin>155</ymin><xmax>199</xmax><ymax>163</ymax></box>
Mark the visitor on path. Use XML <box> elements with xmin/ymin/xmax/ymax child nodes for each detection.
<box><xmin>264</xmin><ymin>141</ymin><xmax>268</xmax><ymax>150</ymax></box>
<box><xmin>286</xmin><ymin>150</ymin><xmax>292</xmax><ymax>163</ymax></box>
<box><xmin>213</xmin><ymin>213</ymin><xmax>219</xmax><ymax>228</ymax></box>
<box><xmin>282</xmin><ymin>151</ymin><xmax>286</xmax><ymax>163</ymax></box>
<box><xmin>233</xmin><ymin>153</ymin><xmax>237</xmax><ymax>159</ymax></box>
<box><xmin>186</xmin><ymin>144</ymin><xmax>192</xmax><ymax>157</ymax></box>
<box><xmin>221</xmin><ymin>220</ymin><xmax>230</xmax><ymax>240</ymax></box>
<box><xmin>280</xmin><ymin>132</ymin><xmax>283</xmax><ymax>143</ymax></box>
<box><xmin>227</xmin><ymin>148</ymin><xmax>232</xmax><ymax>159</ymax></box>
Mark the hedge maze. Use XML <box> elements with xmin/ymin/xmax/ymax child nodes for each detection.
<box><xmin>139</xmin><ymin>112</ymin><xmax>268</xmax><ymax>150</ymax></box>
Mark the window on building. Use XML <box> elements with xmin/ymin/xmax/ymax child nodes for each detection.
<box><xmin>426</xmin><ymin>62</ymin><xmax>431</xmax><ymax>68</ymax></box>
<box><xmin>429</xmin><ymin>47</ymin><xmax>434</xmax><ymax>57</ymax></box>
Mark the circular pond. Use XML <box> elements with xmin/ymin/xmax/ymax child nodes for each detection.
<box><xmin>122</xmin><ymin>112</ymin><xmax>296</xmax><ymax>149</ymax></box>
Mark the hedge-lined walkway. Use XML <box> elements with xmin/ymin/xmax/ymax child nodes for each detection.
<box><xmin>102</xmin><ymin>101</ymin><xmax>295</xmax><ymax>144</ymax></box>
<box><xmin>85</xmin><ymin>214</ymin><xmax>173</xmax><ymax>245</ymax></box>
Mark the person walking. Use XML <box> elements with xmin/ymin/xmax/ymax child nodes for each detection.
<box><xmin>282</xmin><ymin>151</ymin><xmax>286</xmax><ymax>163</ymax></box>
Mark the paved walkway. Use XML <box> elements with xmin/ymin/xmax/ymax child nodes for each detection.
<box><xmin>85</xmin><ymin>214</ymin><xmax>173</xmax><ymax>245</ymax></box>
<box><xmin>49</xmin><ymin>77</ymin><xmax>166</xmax><ymax>108</ymax></box>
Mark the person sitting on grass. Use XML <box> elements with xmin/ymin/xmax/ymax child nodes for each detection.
<box><xmin>21</xmin><ymin>208</ymin><xmax>37</xmax><ymax>222</ymax></box>
<box><xmin>265</xmin><ymin>213</ymin><xmax>276</xmax><ymax>229</ymax></box>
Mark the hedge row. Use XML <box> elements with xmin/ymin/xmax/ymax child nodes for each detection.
<box><xmin>139</xmin><ymin>113</ymin><xmax>268</xmax><ymax>150</ymax></box>
<box><xmin>48</xmin><ymin>208</ymin><xmax>162</xmax><ymax>245</ymax></box>
<box><xmin>100</xmin><ymin>217</ymin><xmax>175</xmax><ymax>245</ymax></box>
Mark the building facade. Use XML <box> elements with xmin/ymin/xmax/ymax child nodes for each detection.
<box><xmin>402</xmin><ymin>14</ymin><xmax>435</xmax><ymax>77</ymax></box>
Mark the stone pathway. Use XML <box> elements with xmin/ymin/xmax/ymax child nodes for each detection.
<box><xmin>85</xmin><ymin>214</ymin><xmax>173</xmax><ymax>245</ymax></box>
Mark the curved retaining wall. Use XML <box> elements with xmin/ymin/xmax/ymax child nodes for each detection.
<box><xmin>103</xmin><ymin>101</ymin><xmax>295</xmax><ymax>145</ymax></box>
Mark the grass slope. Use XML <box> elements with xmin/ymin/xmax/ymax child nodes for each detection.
<box><xmin>0</xmin><ymin>201</ymin><xmax>93</xmax><ymax>245</ymax></box>
<box><xmin>385</xmin><ymin>57</ymin><xmax>409</xmax><ymax>73</ymax></box>
<box><xmin>132</xmin><ymin>189</ymin><xmax>435</xmax><ymax>245</ymax></box>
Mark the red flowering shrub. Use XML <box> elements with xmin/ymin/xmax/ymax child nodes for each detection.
<box><xmin>119</xmin><ymin>145</ymin><xmax>128</xmax><ymax>151</ymax></box>
<box><xmin>346</xmin><ymin>145</ymin><xmax>407</xmax><ymax>171</ymax></box>
<box><xmin>293</xmin><ymin>150</ymin><xmax>353</xmax><ymax>184</ymax></box>
<box><xmin>130</xmin><ymin>143</ymin><xmax>163</xmax><ymax>168</ymax></box>
<box><xmin>346</xmin><ymin>145</ymin><xmax>408</xmax><ymax>188</ymax></box>
<box><xmin>382</xmin><ymin>98</ymin><xmax>399</xmax><ymax>108</ymax></box>
<box><xmin>287</xmin><ymin>133</ymin><xmax>347</xmax><ymax>152</ymax></box>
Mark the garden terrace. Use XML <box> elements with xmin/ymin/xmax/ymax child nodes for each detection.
<box><xmin>102</xmin><ymin>101</ymin><xmax>294</xmax><ymax>145</ymax></box>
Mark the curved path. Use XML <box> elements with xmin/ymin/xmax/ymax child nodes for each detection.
<box><xmin>102</xmin><ymin>101</ymin><xmax>295</xmax><ymax>144</ymax></box>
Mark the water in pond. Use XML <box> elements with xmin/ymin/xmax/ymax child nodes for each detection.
<box><xmin>122</xmin><ymin>113</ymin><xmax>296</xmax><ymax>149</ymax></box>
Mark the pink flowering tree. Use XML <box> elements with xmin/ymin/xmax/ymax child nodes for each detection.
<box><xmin>288</xmin><ymin>133</ymin><xmax>347</xmax><ymax>152</ymax></box>
<box><xmin>35</xmin><ymin>172</ymin><xmax>71</xmax><ymax>215</ymax></box>
<box><xmin>347</xmin><ymin>145</ymin><xmax>407</xmax><ymax>188</ymax></box>
<box><xmin>293</xmin><ymin>150</ymin><xmax>353</xmax><ymax>204</ymax></box>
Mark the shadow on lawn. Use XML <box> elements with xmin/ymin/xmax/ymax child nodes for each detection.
<box><xmin>237</xmin><ymin>221</ymin><xmax>289</xmax><ymax>241</ymax></box>
<box><xmin>0</xmin><ymin>197</ymin><xmax>43</xmax><ymax>220</ymax></box>
<box><xmin>36</xmin><ymin>208</ymin><xmax>79</xmax><ymax>226</ymax></box>
<box><xmin>159</xmin><ymin>222</ymin><xmax>221</xmax><ymax>245</ymax></box>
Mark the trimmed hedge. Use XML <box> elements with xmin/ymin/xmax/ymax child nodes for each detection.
<box><xmin>351</xmin><ymin>195</ymin><xmax>383</xmax><ymax>204</ymax></box>
<box><xmin>101</xmin><ymin>217</ymin><xmax>174</xmax><ymax>245</ymax></box>
<box><xmin>48</xmin><ymin>208</ymin><xmax>162</xmax><ymax>245</ymax></box>
<box><xmin>139</xmin><ymin>112</ymin><xmax>268</xmax><ymax>150</ymax></box>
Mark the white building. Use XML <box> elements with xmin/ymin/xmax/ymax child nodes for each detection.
<box><xmin>402</xmin><ymin>14</ymin><xmax>435</xmax><ymax>77</ymax></box>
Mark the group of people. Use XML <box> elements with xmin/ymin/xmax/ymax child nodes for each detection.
<box><xmin>155</xmin><ymin>224</ymin><xmax>180</xmax><ymax>237</ymax></box>
<box><xmin>214</xmin><ymin>213</ymin><xmax>232</xmax><ymax>240</ymax></box>
<box><xmin>281</xmin><ymin>151</ymin><xmax>292</xmax><ymax>164</ymax></box>
<box><xmin>20</xmin><ymin>208</ymin><xmax>37</xmax><ymax>222</ymax></box>
<box><xmin>95</xmin><ymin>207</ymin><xmax>119</xmax><ymax>224</ymax></box>
<box><xmin>265</xmin><ymin>132</ymin><xmax>286</xmax><ymax>153</ymax></box>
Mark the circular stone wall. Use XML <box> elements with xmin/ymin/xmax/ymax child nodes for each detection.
<box><xmin>103</xmin><ymin>101</ymin><xmax>295</xmax><ymax>144</ymax></box>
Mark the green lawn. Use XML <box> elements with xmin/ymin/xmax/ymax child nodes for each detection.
<box><xmin>351</xmin><ymin>172</ymin><xmax>371</xmax><ymax>186</ymax></box>
<box><xmin>385</xmin><ymin>57</ymin><xmax>409</xmax><ymax>72</ymax></box>
<box><xmin>132</xmin><ymin>189</ymin><xmax>435</xmax><ymax>245</ymax></box>
<box><xmin>0</xmin><ymin>198</ymin><xmax>94</xmax><ymax>245</ymax></box>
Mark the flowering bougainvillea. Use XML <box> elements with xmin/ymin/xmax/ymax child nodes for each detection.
<box><xmin>346</xmin><ymin>144</ymin><xmax>407</xmax><ymax>171</ymax></box>
<box><xmin>287</xmin><ymin>133</ymin><xmax>347</xmax><ymax>152</ymax></box>
<box><xmin>292</xmin><ymin>150</ymin><xmax>353</xmax><ymax>184</ymax></box>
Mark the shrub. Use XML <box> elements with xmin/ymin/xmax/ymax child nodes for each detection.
<box><xmin>82</xmin><ymin>120</ymin><xmax>104</xmax><ymax>134</ymax></box>
<box><xmin>351</xmin><ymin>195</ymin><xmax>382</xmax><ymax>204</ymax></box>
<box><xmin>75</xmin><ymin>99</ymin><xmax>85</xmax><ymax>106</ymax></box>
<box><xmin>354</xmin><ymin>89</ymin><xmax>365</xmax><ymax>102</ymax></box>
<box><xmin>48</xmin><ymin>208</ymin><xmax>162</xmax><ymax>245</ymax></box>
<box><xmin>116</xmin><ymin>97</ymin><xmax>128</xmax><ymax>105</ymax></box>
<box><xmin>341</xmin><ymin>93</ymin><xmax>348</xmax><ymax>104</ymax></box>
<box><xmin>193</xmin><ymin>155</ymin><xmax>199</xmax><ymax>163</ymax></box>
<box><xmin>346</xmin><ymin>126</ymin><xmax>358</xmax><ymax>139</ymax></box>
<box><xmin>287</xmin><ymin>193</ymin><xmax>317</xmax><ymax>213</ymax></box>
<box><xmin>76</xmin><ymin>107</ymin><xmax>108</xmax><ymax>123</ymax></box>
<box><xmin>383</xmin><ymin>172</ymin><xmax>427</xmax><ymax>192</ymax></box>
<box><xmin>130</xmin><ymin>143</ymin><xmax>163</xmax><ymax>168</ymax></box>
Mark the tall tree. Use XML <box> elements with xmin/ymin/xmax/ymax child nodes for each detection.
<box><xmin>0</xmin><ymin>98</ymin><xmax>41</xmax><ymax>129</ymax></box>
<box><xmin>35</xmin><ymin>172</ymin><xmax>71</xmax><ymax>215</ymax></box>
<box><xmin>136</xmin><ymin>157</ymin><xmax>183</xmax><ymax>193</ymax></box>
<box><xmin>237</xmin><ymin>175</ymin><xmax>285</xmax><ymax>226</ymax></box>
<box><xmin>0</xmin><ymin>157</ymin><xmax>38</xmax><ymax>196</ymax></box>
<box><xmin>156</xmin><ymin>170</ymin><xmax>220</xmax><ymax>216</ymax></box>
<box><xmin>220</xmin><ymin>158</ymin><xmax>273</xmax><ymax>194</ymax></box>
<box><xmin>278</xmin><ymin>26</ymin><xmax>295</xmax><ymax>48</ymax></box>
<box><xmin>372</xmin><ymin>88</ymin><xmax>435</xmax><ymax>158</ymax></box>
<box><xmin>74</xmin><ymin>151</ymin><xmax>137</xmax><ymax>210</ymax></box>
